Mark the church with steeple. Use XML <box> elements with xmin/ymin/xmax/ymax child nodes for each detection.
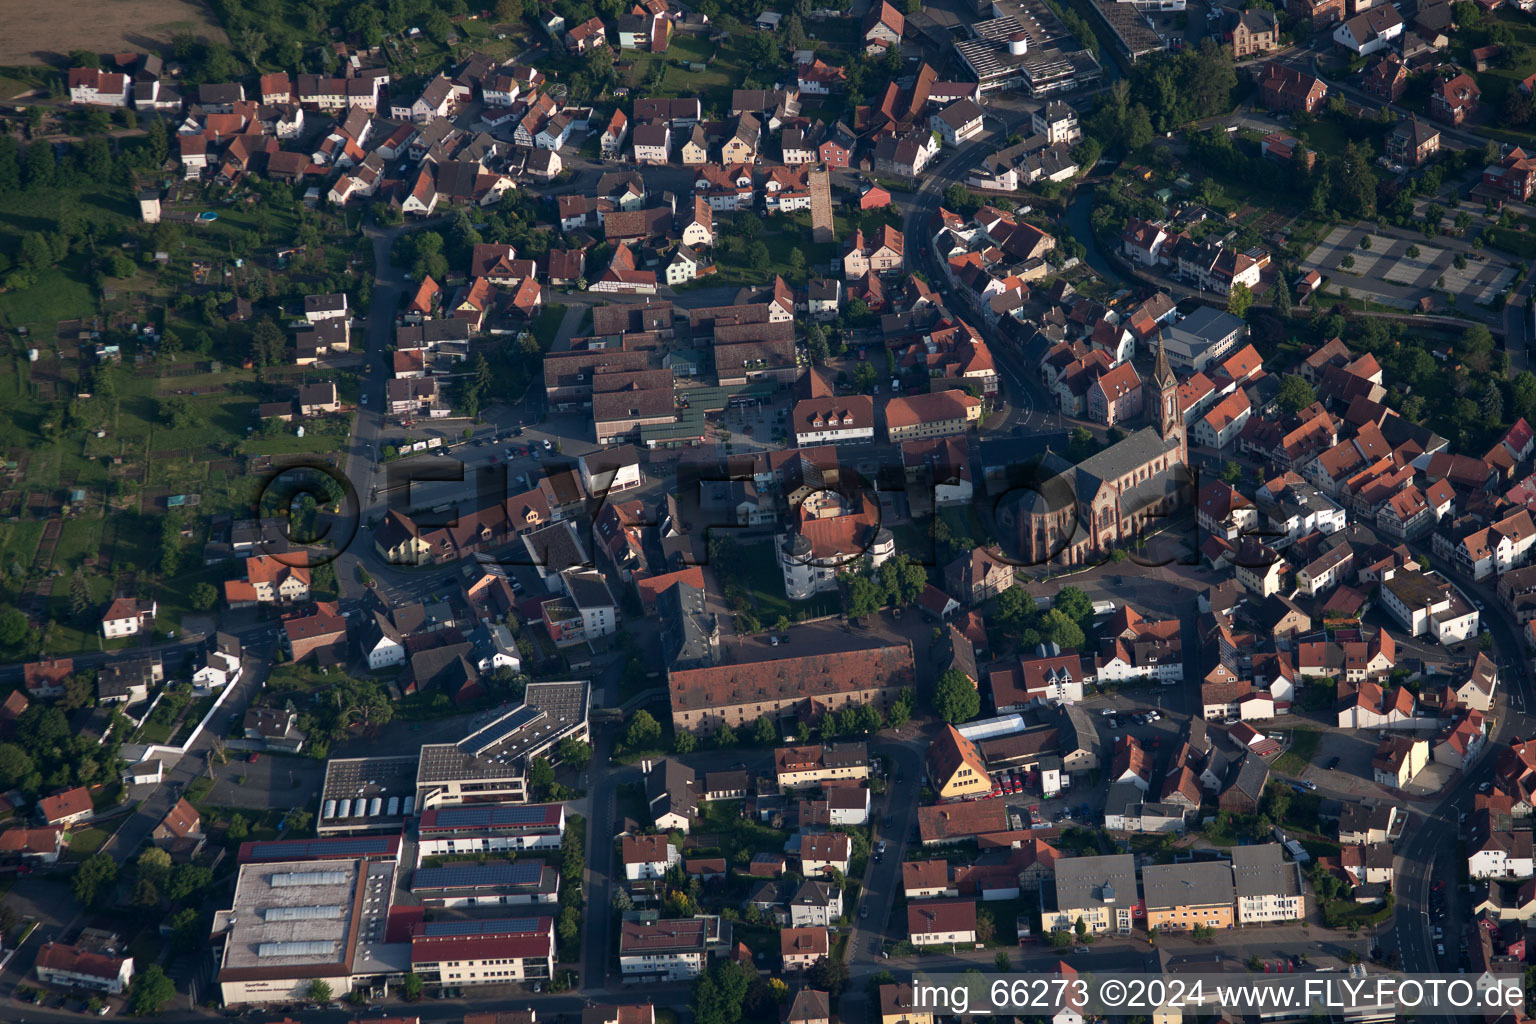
<box><xmin>1006</xmin><ymin>339</ymin><xmax>1192</xmax><ymax>567</ymax></box>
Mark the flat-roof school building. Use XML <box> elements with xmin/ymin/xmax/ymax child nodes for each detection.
<box><xmin>416</xmin><ymin>680</ymin><xmax>591</xmax><ymax>809</ymax></box>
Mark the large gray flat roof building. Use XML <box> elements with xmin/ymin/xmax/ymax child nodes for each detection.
<box><xmin>215</xmin><ymin>856</ymin><xmax>404</xmax><ymax>1006</ymax></box>
<box><xmin>415</xmin><ymin>680</ymin><xmax>590</xmax><ymax>809</ymax></box>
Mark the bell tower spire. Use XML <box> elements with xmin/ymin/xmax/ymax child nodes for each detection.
<box><xmin>1151</xmin><ymin>337</ymin><xmax>1182</xmax><ymax>451</ymax></box>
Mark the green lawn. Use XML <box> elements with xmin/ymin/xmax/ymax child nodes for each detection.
<box><xmin>65</xmin><ymin>826</ymin><xmax>110</xmax><ymax>860</ymax></box>
<box><xmin>732</xmin><ymin>542</ymin><xmax>842</xmax><ymax>624</ymax></box>
<box><xmin>1291</xmin><ymin>115</ymin><xmax>1390</xmax><ymax>163</ymax></box>
<box><xmin>1485</xmin><ymin>225</ymin><xmax>1536</xmax><ymax>260</ymax></box>
<box><xmin>1273</xmin><ymin>728</ymin><xmax>1321</xmax><ymax>774</ymax></box>
<box><xmin>0</xmin><ymin>178</ymin><xmax>136</xmax><ymax>336</ymax></box>
<box><xmin>695</xmin><ymin>799</ymin><xmax>791</xmax><ymax>861</ymax></box>
<box><xmin>532</xmin><ymin>303</ymin><xmax>567</xmax><ymax>349</ymax></box>
<box><xmin>713</xmin><ymin>211</ymin><xmax>851</xmax><ymax>288</ymax></box>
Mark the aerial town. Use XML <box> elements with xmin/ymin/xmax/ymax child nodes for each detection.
<box><xmin>2</xmin><ymin>0</ymin><xmax>1536</xmax><ymax>1021</ymax></box>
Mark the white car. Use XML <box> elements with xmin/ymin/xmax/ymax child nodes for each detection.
<box><xmin>361</xmin><ymin>394</ymin><xmax>368</xmax><ymax>405</ymax></box>
<box><xmin>541</xmin><ymin>439</ymin><xmax>553</xmax><ymax>450</ymax></box>
<box><xmin>1100</xmin><ymin>708</ymin><xmax>1115</xmax><ymax>717</ymax></box>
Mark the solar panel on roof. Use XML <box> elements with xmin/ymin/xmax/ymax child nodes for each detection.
<box><xmin>431</xmin><ymin>804</ymin><xmax>553</xmax><ymax>828</ymax></box>
<box><xmin>458</xmin><ymin>706</ymin><xmax>543</xmax><ymax>756</ymax></box>
<box><xmin>419</xmin><ymin>917</ymin><xmax>542</xmax><ymax>936</ymax></box>
<box><xmin>413</xmin><ymin>861</ymin><xmax>543</xmax><ymax>890</ymax></box>
<box><xmin>247</xmin><ymin>836</ymin><xmax>395</xmax><ymax>860</ymax></box>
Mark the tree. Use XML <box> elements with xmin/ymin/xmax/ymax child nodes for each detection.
<box><xmin>753</xmin><ymin>716</ymin><xmax>777</xmax><ymax>744</ymax></box>
<box><xmin>1276</xmin><ymin>375</ymin><xmax>1317</xmax><ymax>414</ymax></box>
<box><xmin>557</xmin><ymin>735</ymin><xmax>592</xmax><ymax>770</ymax></box>
<box><xmin>61</xmin><ymin>673</ymin><xmax>94</xmax><ymax>712</ymax></box>
<box><xmin>401</xmin><ymin>973</ymin><xmax>425</xmax><ymax>1001</ymax></box>
<box><xmin>847</xmin><ymin>574</ymin><xmax>884</xmax><ymax>620</ymax></box>
<box><xmin>132</xmin><ymin>875</ymin><xmax>161</xmax><ymax>908</ymax></box>
<box><xmin>1</xmin><ymin>744</ymin><xmax>40</xmax><ymax>793</ymax></box>
<box><xmin>934</xmin><ymin>669</ymin><xmax>981</xmax><ymax>724</ymax></box>
<box><xmin>251</xmin><ymin>316</ymin><xmax>286</xmax><ymax>367</ymax></box>
<box><xmin>137</xmin><ymin>846</ymin><xmax>172</xmax><ymax>886</ymax></box>
<box><xmin>190</xmin><ymin>580</ymin><xmax>218</xmax><ymax>614</ymax></box>
<box><xmin>1271</xmin><ymin>281</ymin><xmax>1291</xmax><ymax>318</ymax></box>
<box><xmin>807</xmin><ymin>324</ymin><xmax>830</xmax><ymax>363</ymax></box>
<box><xmin>528</xmin><ymin>756</ymin><xmax>556</xmax><ymax>799</ymax></box>
<box><xmin>20</xmin><ymin>231</ymin><xmax>54</xmax><ymax>272</ymax></box>
<box><xmin>1226</xmin><ymin>281</ymin><xmax>1254</xmax><ymax>318</ymax></box>
<box><xmin>995</xmin><ymin>951</ymin><xmax>1012</xmax><ymax>971</ymax></box>
<box><xmin>1513</xmin><ymin>371</ymin><xmax>1536</xmax><ymax>420</ymax></box>
<box><xmin>558</xmin><ymin>904</ymin><xmax>580</xmax><ymax>945</ymax></box>
<box><xmin>1339</xmin><ymin>254</ymin><xmax>1354</xmax><ymax>270</ymax></box>
<box><xmin>226</xmin><ymin>813</ymin><xmax>249</xmax><ymax>843</ymax></box>
<box><xmin>943</xmin><ymin>183</ymin><xmax>980</xmax><ymax>215</ymax></box>
<box><xmin>976</xmin><ymin>908</ymin><xmax>997</xmax><ymax>944</ymax></box>
<box><xmin>675</xmin><ymin>728</ymin><xmax>697</xmax><ymax>753</ymax></box>
<box><xmin>24</xmin><ymin>142</ymin><xmax>55</xmax><ymax>190</ymax></box>
<box><xmin>129</xmin><ymin>965</ymin><xmax>175</xmax><ymax>1015</ymax></box>
<box><xmin>808</xmin><ymin>954</ymin><xmax>850</xmax><ymax>996</ymax></box>
<box><xmin>1125</xmin><ymin>104</ymin><xmax>1155</xmax><ymax>150</ymax></box>
<box><xmin>166</xmin><ymin>864</ymin><xmax>212</xmax><ymax>903</ymax></box>
<box><xmin>1333</xmin><ymin>143</ymin><xmax>1378</xmax><ymax>219</ymax></box>
<box><xmin>1052</xmin><ymin>587</ymin><xmax>1095</xmax><ymax>635</ymax></box>
<box><xmin>73</xmin><ymin>853</ymin><xmax>118</xmax><ymax>907</ymax></box>
<box><xmin>1406</xmin><ymin>244</ymin><xmax>1421</xmax><ymax>259</ymax></box>
<box><xmin>626</xmin><ymin>709</ymin><xmax>661</xmax><ymax>749</ymax></box>
<box><xmin>305</xmin><ymin>980</ymin><xmax>333</xmax><ymax>1004</ymax></box>
<box><xmin>787</xmin><ymin>248</ymin><xmax>806</xmax><ymax>279</ymax></box>
<box><xmin>1482</xmin><ymin>380</ymin><xmax>1505</xmax><ymax>425</ymax></box>
<box><xmin>168</xmin><ymin>907</ymin><xmax>203</xmax><ymax>953</ymax></box>
<box><xmin>877</xmin><ymin>554</ymin><xmax>927</xmax><ymax>607</ymax></box>
<box><xmin>1222</xmin><ymin>461</ymin><xmax>1243</xmax><ymax>484</ymax></box>
<box><xmin>1038</xmin><ymin>608</ymin><xmax>1085</xmax><ymax>650</ymax></box>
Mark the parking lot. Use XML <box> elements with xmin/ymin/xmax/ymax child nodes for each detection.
<box><xmin>1303</xmin><ymin>220</ymin><xmax>1517</xmax><ymax>311</ymax></box>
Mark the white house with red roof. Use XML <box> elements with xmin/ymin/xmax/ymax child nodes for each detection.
<box><xmin>37</xmin><ymin>786</ymin><xmax>93</xmax><ymax>827</ymax></box>
<box><xmin>36</xmin><ymin>941</ymin><xmax>133</xmax><ymax>994</ymax></box>
<box><xmin>1121</xmin><ymin>218</ymin><xmax>1169</xmax><ymax>266</ymax></box>
<box><xmin>68</xmin><ymin>68</ymin><xmax>130</xmax><ymax>106</ymax></box>
<box><xmin>101</xmin><ymin>597</ymin><xmax>156</xmax><ymax>638</ymax></box>
<box><xmin>863</xmin><ymin>0</ymin><xmax>905</xmax><ymax>53</ymax></box>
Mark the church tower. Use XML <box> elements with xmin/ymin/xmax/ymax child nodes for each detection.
<box><xmin>1150</xmin><ymin>338</ymin><xmax>1184</xmax><ymax>458</ymax></box>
